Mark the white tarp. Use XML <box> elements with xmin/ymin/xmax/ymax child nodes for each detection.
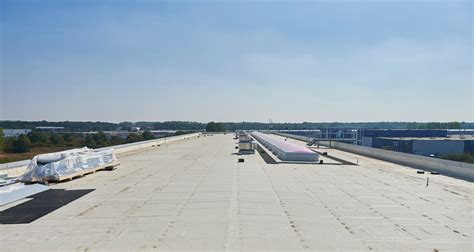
<box><xmin>21</xmin><ymin>147</ymin><xmax>119</xmax><ymax>183</ymax></box>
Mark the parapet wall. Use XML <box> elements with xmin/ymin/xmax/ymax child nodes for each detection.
<box><xmin>0</xmin><ymin>133</ymin><xmax>201</xmax><ymax>178</ymax></box>
<box><xmin>275</xmin><ymin>132</ymin><xmax>474</xmax><ymax>182</ymax></box>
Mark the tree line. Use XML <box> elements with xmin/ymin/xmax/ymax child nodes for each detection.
<box><xmin>406</xmin><ymin>122</ymin><xmax>463</xmax><ymax>130</ymax></box>
<box><xmin>0</xmin><ymin>130</ymin><xmax>157</xmax><ymax>153</ymax></box>
<box><xmin>205</xmin><ymin>122</ymin><xmax>225</xmax><ymax>132</ymax></box>
<box><xmin>1</xmin><ymin>120</ymin><xmax>471</xmax><ymax>132</ymax></box>
<box><xmin>0</xmin><ymin>120</ymin><xmax>119</xmax><ymax>131</ymax></box>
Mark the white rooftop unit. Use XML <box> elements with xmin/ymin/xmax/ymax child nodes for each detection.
<box><xmin>252</xmin><ymin>132</ymin><xmax>318</xmax><ymax>162</ymax></box>
<box><xmin>237</xmin><ymin>132</ymin><xmax>256</xmax><ymax>153</ymax></box>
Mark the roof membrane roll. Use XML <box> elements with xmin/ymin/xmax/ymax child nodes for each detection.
<box><xmin>251</xmin><ymin>132</ymin><xmax>318</xmax><ymax>162</ymax></box>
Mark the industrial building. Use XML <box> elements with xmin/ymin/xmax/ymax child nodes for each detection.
<box><xmin>2</xmin><ymin>129</ymin><xmax>31</xmax><ymax>138</ymax></box>
<box><xmin>372</xmin><ymin>136</ymin><xmax>474</xmax><ymax>157</ymax></box>
<box><xmin>361</xmin><ymin>130</ymin><xmax>474</xmax><ymax>157</ymax></box>
<box><xmin>35</xmin><ymin>126</ymin><xmax>66</xmax><ymax>133</ymax></box>
<box><xmin>277</xmin><ymin>129</ymin><xmax>359</xmax><ymax>144</ymax></box>
<box><xmin>275</xmin><ymin>129</ymin><xmax>463</xmax><ymax>148</ymax></box>
<box><xmin>0</xmin><ymin>133</ymin><xmax>472</xmax><ymax>251</ymax></box>
<box><xmin>361</xmin><ymin>129</ymin><xmax>449</xmax><ymax>147</ymax></box>
<box><xmin>274</xmin><ymin>129</ymin><xmax>474</xmax><ymax>157</ymax></box>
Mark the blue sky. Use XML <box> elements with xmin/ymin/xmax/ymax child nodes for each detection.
<box><xmin>1</xmin><ymin>0</ymin><xmax>472</xmax><ymax>122</ymax></box>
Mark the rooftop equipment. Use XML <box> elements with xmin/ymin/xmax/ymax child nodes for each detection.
<box><xmin>21</xmin><ymin>147</ymin><xmax>119</xmax><ymax>183</ymax></box>
<box><xmin>237</xmin><ymin>132</ymin><xmax>256</xmax><ymax>154</ymax></box>
<box><xmin>252</xmin><ymin>132</ymin><xmax>318</xmax><ymax>162</ymax></box>
<box><xmin>239</xmin><ymin>133</ymin><xmax>252</xmax><ymax>142</ymax></box>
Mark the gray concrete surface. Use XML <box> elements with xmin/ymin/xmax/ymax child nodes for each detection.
<box><xmin>1</xmin><ymin>134</ymin><xmax>472</xmax><ymax>251</ymax></box>
<box><xmin>0</xmin><ymin>133</ymin><xmax>201</xmax><ymax>179</ymax></box>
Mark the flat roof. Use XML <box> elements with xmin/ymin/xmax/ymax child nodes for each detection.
<box><xmin>1</xmin><ymin>134</ymin><xmax>472</xmax><ymax>251</ymax></box>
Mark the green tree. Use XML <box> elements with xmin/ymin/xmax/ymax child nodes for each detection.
<box><xmin>174</xmin><ymin>130</ymin><xmax>188</xmax><ymax>136</ymax></box>
<box><xmin>206</xmin><ymin>122</ymin><xmax>225</xmax><ymax>132</ymax></box>
<box><xmin>12</xmin><ymin>134</ymin><xmax>31</xmax><ymax>153</ymax></box>
<box><xmin>127</xmin><ymin>133</ymin><xmax>143</xmax><ymax>142</ymax></box>
<box><xmin>84</xmin><ymin>135</ymin><xmax>96</xmax><ymax>148</ymax></box>
<box><xmin>63</xmin><ymin>133</ymin><xmax>79</xmax><ymax>146</ymax></box>
<box><xmin>110</xmin><ymin>136</ymin><xmax>124</xmax><ymax>145</ymax></box>
<box><xmin>27</xmin><ymin>131</ymin><xmax>50</xmax><ymax>146</ymax></box>
<box><xmin>93</xmin><ymin>131</ymin><xmax>108</xmax><ymax>147</ymax></box>
<box><xmin>142</xmin><ymin>130</ymin><xmax>155</xmax><ymax>140</ymax></box>
<box><xmin>50</xmin><ymin>135</ymin><xmax>65</xmax><ymax>146</ymax></box>
<box><xmin>119</xmin><ymin>121</ymin><xmax>135</xmax><ymax>131</ymax></box>
<box><xmin>450</xmin><ymin>122</ymin><xmax>461</xmax><ymax>129</ymax></box>
<box><xmin>4</xmin><ymin>137</ymin><xmax>15</xmax><ymax>152</ymax></box>
<box><xmin>216</xmin><ymin>123</ymin><xmax>225</xmax><ymax>132</ymax></box>
<box><xmin>0</xmin><ymin>128</ymin><xmax>4</xmax><ymax>151</ymax></box>
<box><xmin>206</xmin><ymin>122</ymin><xmax>215</xmax><ymax>132</ymax></box>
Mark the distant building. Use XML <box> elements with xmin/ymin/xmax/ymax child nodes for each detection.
<box><xmin>104</xmin><ymin>131</ymin><xmax>129</xmax><ymax>139</ymax></box>
<box><xmin>361</xmin><ymin>129</ymin><xmax>448</xmax><ymax>147</ymax></box>
<box><xmin>277</xmin><ymin>129</ymin><xmax>358</xmax><ymax>144</ymax></box>
<box><xmin>3</xmin><ymin>129</ymin><xmax>31</xmax><ymax>138</ymax></box>
<box><xmin>36</xmin><ymin>126</ymin><xmax>65</xmax><ymax>133</ymax></box>
<box><xmin>372</xmin><ymin>136</ymin><xmax>474</xmax><ymax>157</ymax></box>
<box><xmin>447</xmin><ymin>129</ymin><xmax>474</xmax><ymax>137</ymax></box>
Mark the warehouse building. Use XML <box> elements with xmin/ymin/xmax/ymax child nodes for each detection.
<box><xmin>372</xmin><ymin>136</ymin><xmax>474</xmax><ymax>156</ymax></box>
<box><xmin>2</xmin><ymin>129</ymin><xmax>31</xmax><ymax>138</ymax></box>
<box><xmin>361</xmin><ymin>129</ymin><xmax>448</xmax><ymax>147</ymax></box>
